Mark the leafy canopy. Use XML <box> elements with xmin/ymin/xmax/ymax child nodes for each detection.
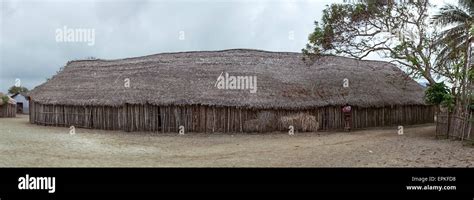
<box><xmin>424</xmin><ymin>82</ymin><xmax>452</xmax><ymax>106</ymax></box>
<box><xmin>8</xmin><ymin>86</ymin><xmax>29</xmax><ymax>95</ymax></box>
<box><xmin>303</xmin><ymin>0</ymin><xmax>439</xmax><ymax>85</ymax></box>
<box><xmin>1</xmin><ymin>95</ymin><xmax>9</xmax><ymax>104</ymax></box>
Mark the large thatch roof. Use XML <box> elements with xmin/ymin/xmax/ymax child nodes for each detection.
<box><xmin>28</xmin><ymin>49</ymin><xmax>427</xmax><ymax>109</ymax></box>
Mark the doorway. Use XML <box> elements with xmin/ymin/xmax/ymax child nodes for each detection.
<box><xmin>17</xmin><ymin>102</ymin><xmax>23</xmax><ymax>114</ymax></box>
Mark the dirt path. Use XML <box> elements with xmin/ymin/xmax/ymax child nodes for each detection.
<box><xmin>0</xmin><ymin>115</ymin><xmax>473</xmax><ymax>167</ymax></box>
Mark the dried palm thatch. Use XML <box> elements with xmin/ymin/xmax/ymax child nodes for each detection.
<box><xmin>280</xmin><ymin>113</ymin><xmax>318</xmax><ymax>132</ymax></box>
<box><xmin>243</xmin><ymin>111</ymin><xmax>277</xmax><ymax>132</ymax></box>
<box><xmin>28</xmin><ymin>49</ymin><xmax>427</xmax><ymax>109</ymax></box>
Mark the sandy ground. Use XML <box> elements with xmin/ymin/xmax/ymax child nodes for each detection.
<box><xmin>0</xmin><ymin>115</ymin><xmax>473</xmax><ymax>167</ymax></box>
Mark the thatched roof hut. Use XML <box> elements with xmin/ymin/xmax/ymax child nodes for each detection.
<box><xmin>28</xmin><ymin>49</ymin><xmax>433</xmax><ymax>132</ymax></box>
<box><xmin>0</xmin><ymin>92</ymin><xmax>16</xmax><ymax>105</ymax></box>
<box><xmin>0</xmin><ymin>92</ymin><xmax>16</xmax><ymax>118</ymax></box>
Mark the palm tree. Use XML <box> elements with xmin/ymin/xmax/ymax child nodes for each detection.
<box><xmin>459</xmin><ymin>0</ymin><xmax>474</xmax><ymax>11</ymax></box>
<box><xmin>432</xmin><ymin>0</ymin><xmax>474</xmax><ymax>114</ymax></box>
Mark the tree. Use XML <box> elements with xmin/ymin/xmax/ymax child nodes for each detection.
<box><xmin>303</xmin><ymin>0</ymin><xmax>439</xmax><ymax>85</ymax></box>
<box><xmin>1</xmin><ymin>95</ymin><xmax>9</xmax><ymax>104</ymax></box>
<box><xmin>8</xmin><ymin>86</ymin><xmax>29</xmax><ymax>95</ymax></box>
<box><xmin>425</xmin><ymin>82</ymin><xmax>455</xmax><ymax>138</ymax></box>
<box><xmin>459</xmin><ymin>0</ymin><xmax>474</xmax><ymax>11</ymax></box>
<box><xmin>425</xmin><ymin>82</ymin><xmax>452</xmax><ymax>110</ymax></box>
<box><xmin>432</xmin><ymin>40</ymin><xmax>464</xmax><ymax>103</ymax></box>
<box><xmin>431</xmin><ymin>0</ymin><xmax>474</xmax><ymax>114</ymax></box>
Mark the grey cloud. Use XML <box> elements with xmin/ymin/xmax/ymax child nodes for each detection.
<box><xmin>1</xmin><ymin>0</ymin><xmax>328</xmax><ymax>92</ymax></box>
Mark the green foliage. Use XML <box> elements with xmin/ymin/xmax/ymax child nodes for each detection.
<box><xmin>441</xmin><ymin>93</ymin><xmax>455</xmax><ymax>111</ymax></box>
<box><xmin>302</xmin><ymin>1</ymin><xmax>438</xmax><ymax>85</ymax></box>
<box><xmin>303</xmin><ymin>1</ymin><xmax>403</xmax><ymax>54</ymax></box>
<box><xmin>469</xmin><ymin>67</ymin><xmax>474</xmax><ymax>81</ymax></box>
<box><xmin>7</xmin><ymin>86</ymin><xmax>28</xmax><ymax>95</ymax></box>
<box><xmin>1</xmin><ymin>95</ymin><xmax>9</xmax><ymax>104</ymax></box>
<box><xmin>431</xmin><ymin>0</ymin><xmax>474</xmax><ymax>115</ymax></box>
<box><xmin>468</xmin><ymin>94</ymin><xmax>474</xmax><ymax>111</ymax></box>
<box><xmin>459</xmin><ymin>0</ymin><xmax>474</xmax><ymax>11</ymax></box>
<box><xmin>431</xmin><ymin>2</ymin><xmax>473</xmax><ymax>79</ymax></box>
<box><xmin>424</xmin><ymin>82</ymin><xmax>452</xmax><ymax>106</ymax></box>
<box><xmin>407</xmin><ymin>55</ymin><xmax>420</xmax><ymax>67</ymax></box>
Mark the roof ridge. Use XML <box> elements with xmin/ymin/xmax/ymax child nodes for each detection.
<box><xmin>67</xmin><ymin>49</ymin><xmax>302</xmax><ymax>64</ymax></box>
<box><xmin>66</xmin><ymin>49</ymin><xmax>396</xmax><ymax>67</ymax></box>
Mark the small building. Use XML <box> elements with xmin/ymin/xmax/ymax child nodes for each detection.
<box><xmin>27</xmin><ymin>49</ymin><xmax>435</xmax><ymax>132</ymax></box>
<box><xmin>11</xmin><ymin>93</ymin><xmax>29</xmax><ymax>114</ymax></box>
<box><xmin>0</xmin><ymin>92</ymin><xmax>16</xmax><ymax>118</ymax></box>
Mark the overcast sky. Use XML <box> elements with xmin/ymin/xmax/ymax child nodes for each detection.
<box><xmin>0</xmin><ymin>0</ymin><xmax>457</xmax><ymax>93</ymax></box>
